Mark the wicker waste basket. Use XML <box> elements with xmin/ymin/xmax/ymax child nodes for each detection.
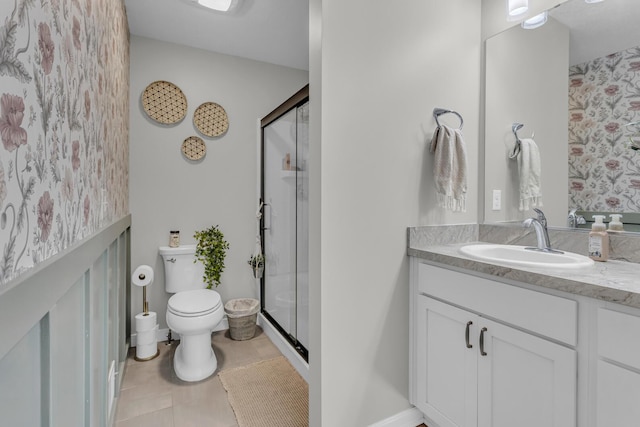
<box><xmin>224</xmin><ymin>298</ymin><xmax>260</xmax><ymax>341</ymax></box>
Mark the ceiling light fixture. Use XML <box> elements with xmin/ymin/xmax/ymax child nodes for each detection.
<box><xmin>521</xmin><ymin>11</ymin><xmax>548</xmax><ymax>29</ymax></box>
<box><xmin>584</xmin><ymin>0</ymin><xmax>604</xmax><ymax>3</ymax></box>
<box><xmin>508</xmin><ymin>0</ymin><xmax>529</xmax><ymax>17</ymax></box>
<box><xmin>195</xmin><ymin>0</ymin><xmax>238</xmax><ymax>12</ymax></box>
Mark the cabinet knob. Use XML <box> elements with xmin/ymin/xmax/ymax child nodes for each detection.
<box><xmin>465</xmin><ymin>321</ymin><xmax>473</xmax><ymax>348</ymax></box>
<box><xmin>480</xmin><ymin>327</ymin><xmax>488</xmax><ymax>356</ymax></box>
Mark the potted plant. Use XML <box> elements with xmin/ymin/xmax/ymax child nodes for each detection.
<box><xmin>193</xmin><ymin>225</ymin><xmax>230</xmax><ymax>289</ymax></box>
<box><xmin>247</xmin><ymin>253</ymin><xmax>264</xmax><ymax>279</ymax></box>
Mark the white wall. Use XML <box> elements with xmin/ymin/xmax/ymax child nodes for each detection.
<box><xmin>484</xmin><ymin>19</ymin><xmax>570</xmax><ymax>227</ymax></box>
<box><xmin>129</xmin><ymin>36</ymin><xmax>308</xmax><ymax>329</ymax></box>
<box><xmin>311</xmin><ymin>0</ymin><xmax>481</xmax><ymax>425</ymax></box>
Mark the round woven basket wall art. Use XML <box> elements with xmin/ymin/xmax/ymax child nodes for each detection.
<box><xmin>142</xmin><ymin>81</ymin><xmax>188</xmax><ymax>125</ymax></box>
<box><xmin>181</xmin><ymin>136</ymin><xmax>206</xmax><ymax>160</ymax></box>
<box><xmin>193</xmin><ymin>102</ymin><xmax>229</xmax><ymax>137</ymax></box>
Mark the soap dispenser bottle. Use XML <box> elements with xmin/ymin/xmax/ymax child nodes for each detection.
<box><xmin>608</xmin><ymin>214</ymin><xmax>624</xmax><ymax>232</ymax></box>
<box><xmin>589</xmin><ymin>215</ymin><xmax>609</xmax><ymax>261</ymax></box>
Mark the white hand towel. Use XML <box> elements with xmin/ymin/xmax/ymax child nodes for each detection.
<box><xmin>429</xmin><ymin>125</ymin><xmax>467</xmax><ymax>212</ymax></box>
<box><xmin>517</xmin><ymin>138</ymin><xmax>543</xmax><ymax>211</ymax></box>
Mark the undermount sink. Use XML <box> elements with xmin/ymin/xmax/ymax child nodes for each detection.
<box><xmin>459</xmin><ymin>244</ymin><xmax>595</xmax><ymax>269</ymax></box>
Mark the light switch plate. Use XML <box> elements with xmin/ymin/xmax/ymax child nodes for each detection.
<box><xmin>492</xmin><ymin>190</ymin><xmax>501</xmax><ymax>211</ymax></box>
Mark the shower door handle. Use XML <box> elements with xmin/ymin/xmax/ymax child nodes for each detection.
<box><xmin>262</xmin><ymin>203</ymin><xmax>271</xmax><ymax>231</ymax></box>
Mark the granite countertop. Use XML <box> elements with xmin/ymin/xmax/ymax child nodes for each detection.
<box><xmin>408</xmin><ymin>225</ymin><xmax>640</xmax><ymax>309</ymax></box>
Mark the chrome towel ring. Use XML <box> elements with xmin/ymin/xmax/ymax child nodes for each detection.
<box><xmin>509</xmin><ymin>122</ymin><xmax>534</xmax><ymax>159</ymax></box>
<box><xmin>433</xmin><ymin>108</ymin><xmax>464</xmax><ymax>130</ymax></box>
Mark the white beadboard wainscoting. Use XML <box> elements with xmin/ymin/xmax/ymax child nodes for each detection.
<box><xmin>0</xmin><ymin>216</ymin><xmax>131</xmax><ymax>427</ymax></box>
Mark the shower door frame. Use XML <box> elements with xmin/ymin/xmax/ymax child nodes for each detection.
<box><xmin>260</xmin><ymin>85</ymin><xmax>309</xmax><ymax>361</ymax></box>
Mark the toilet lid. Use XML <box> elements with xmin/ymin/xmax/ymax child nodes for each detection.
<box><xmin>168</xmin><ymin>289</ymin><xmax>222</xmax><ymax>317</ymax></box>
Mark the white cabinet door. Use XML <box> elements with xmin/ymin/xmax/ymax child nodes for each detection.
<box><xmin>596</xmin><ymin>360</ymin><xmax>640</xmax><ymax>427</ymax></box>
<box><xmin>477</xmin><ymin>317</ymin><xmax>577</xmax><ymax>427</ymax></box>
<box><xmin>596</xmin><ymin>308</ymin><xmax>640</xmax><ymax>427</ymax></box>
<box><xmin>416</xmin><ymin>297</ymin><xmax>477</xmax><ymax>427</ymax></box>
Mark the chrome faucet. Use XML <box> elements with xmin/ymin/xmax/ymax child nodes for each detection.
<box><xmin>523</xmin><ymin>208</ymin><xmax>564</xmax><ymax>253</ymax></box>
<box><xmin>567</xmin><ymin>209</ymin><xmax>586</xmax><ymax>228</ymax></box>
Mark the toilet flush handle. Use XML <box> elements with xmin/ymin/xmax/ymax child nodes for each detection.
<box><xmin>167</xmin><ymin>258</ymin><xmax>176</xmax><ymax>263</ymax></box>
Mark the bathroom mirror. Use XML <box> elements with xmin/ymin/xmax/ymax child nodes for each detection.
<box><xmin>483</xmin><ymin>0</ymin><xmax>640</xmax><ymax>229</ymax></box>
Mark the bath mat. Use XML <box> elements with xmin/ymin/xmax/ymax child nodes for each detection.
<box><xmin>219</xmin><ymin>356</ymin><xmax>308</xmax><ymax>427</ymax></box>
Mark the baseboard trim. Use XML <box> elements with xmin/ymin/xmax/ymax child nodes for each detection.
<box><xmin>257</xmin><ymin>313</ymin><xmax>309</xmax><ymax>382</ymax></box>
<box><xmin>130</xmin><ymin>318</ymin><xmax>229</xmax><ymax>347</ymax></box>
<box><xmin>368</xmin><ymin>407</ymin><xmax>425</xmax><ymax>427</ymax></box>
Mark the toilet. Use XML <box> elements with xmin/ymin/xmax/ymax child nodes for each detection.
<box><xmin>159</xmin><ymin>244</ymin><xmax>224</xmax><ymax>382</ymax></box>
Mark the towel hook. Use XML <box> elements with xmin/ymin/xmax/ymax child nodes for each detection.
<box><xmin>433</xmin><ymin>108</ymin><xmax>464</xmax><ymax>130</ymax></box>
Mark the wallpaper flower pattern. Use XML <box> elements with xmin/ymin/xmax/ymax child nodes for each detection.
<box><xmin>0</xmin><ymin>0</ymin><xmax>129</xmax><ymax>287</ymax></box>
<box><xmin>568</xmin><ymin>46</ymin><xmax>640</xmax><ymax>213</ymax></box>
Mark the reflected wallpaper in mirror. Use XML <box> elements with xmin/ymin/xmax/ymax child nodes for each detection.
<box><xmin>568</xmin><ymin>47</ymin><xmax>640</xmax><ymax>213</ymax></box>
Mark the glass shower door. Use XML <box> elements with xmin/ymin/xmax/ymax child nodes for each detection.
<box><xmin>261</xmin><ymin>94</ymin><xmax>308</xmax><ymax>357</ymax></box>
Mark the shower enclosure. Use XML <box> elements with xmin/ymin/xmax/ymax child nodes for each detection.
<box><xmin>260</xmin><ymin>85</ymin><xmax>309</xmax><ymax>360</ymax></box>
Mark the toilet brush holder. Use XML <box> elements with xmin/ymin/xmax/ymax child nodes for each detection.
<box><xmin>132</xmin><ymin>265</ymin><xmax>159</xmax><ymax>361</ymax></box>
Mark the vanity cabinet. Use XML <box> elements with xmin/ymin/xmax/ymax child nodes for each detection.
<box><xmin>411</xmin><ymin>261</ymin><xmax>577</xmax><ymax>427</ymax></box>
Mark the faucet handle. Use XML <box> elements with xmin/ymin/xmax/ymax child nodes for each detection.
<box><xmin>533</xmin><ymin>208</ymin><xmax>547</xmax><ymax>227</ymax></box>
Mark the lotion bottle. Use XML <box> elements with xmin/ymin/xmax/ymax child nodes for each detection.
<box><xmin>589</xmin><ymin>215</ymin><xmax>609</xmax><ymax>261</ymax></box>
<box><xmin>608</xmin><ymin>214</ymin><xmax>624</xmax><ymax>232</ymax></box>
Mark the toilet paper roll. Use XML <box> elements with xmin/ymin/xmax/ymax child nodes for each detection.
<box><xmin>132</xmin><ymin>265</ymin><xmax>154</xmax><ymax>287</ymax></box>
<box><xmin>137</xmin><ymin>326</ymin><xmax>158</xmax><ymax>346</ymax></box>
<box><xmin>136</xmin><ymin>342</ymin><xmax>158</xmax><ymax>359</ymax></box>
<box><xmin>135</xmin><ymin>312</ymin><xmax>157</xmax><ymax>331</ymax></box>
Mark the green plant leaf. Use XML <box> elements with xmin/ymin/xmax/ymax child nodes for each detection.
<box><xmin>194</xmin><ymin>225</ymin><xmax>229</xmax><ymax>288</ymax></box>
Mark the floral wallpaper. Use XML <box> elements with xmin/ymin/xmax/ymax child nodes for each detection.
<box><xmin>0</xmin><ymin>0</ymin><xmax>129</xmax><ymax>287</ymax></box>
<box><xmin>568</xmin><ymin>46</ymin><xmax>640</xmax><ymax>212</ymax></box>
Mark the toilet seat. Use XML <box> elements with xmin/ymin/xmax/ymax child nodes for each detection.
<box><xmin>168</xmin><ymin>289</ymin><xmax>222</xmax><ymax>317</ymax></box>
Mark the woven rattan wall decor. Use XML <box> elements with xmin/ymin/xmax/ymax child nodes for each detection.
<box><xmin>181</xmin><ymin>136</ymin><xmax>206</xmax><ymax>160</ymax></box>
<box><xmin>193</xmin><ymin>102</ymin><xmax>229</xmax><ymax>137</ymax></box>
<box><xmin>142</xmin><ymin>81</ymin><xmax>188</xmax><ymax>125</ymax></box>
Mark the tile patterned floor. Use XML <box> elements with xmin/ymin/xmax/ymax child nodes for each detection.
<box><xmin>115</xmin><ymin>327</ymin><xmax>283</xmax><ymax>427</ymax></box>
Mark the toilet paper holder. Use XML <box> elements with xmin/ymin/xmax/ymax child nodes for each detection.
<box><xmin>132</xmin><ymin>265</ymin><xmax>159</xmax><ymax>361</ymax></box>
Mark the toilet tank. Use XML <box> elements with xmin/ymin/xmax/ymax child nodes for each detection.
<box><xmin>159</xmin><ymin>245</ymin><xmax>206</xmax><ymax>293</ymax></box>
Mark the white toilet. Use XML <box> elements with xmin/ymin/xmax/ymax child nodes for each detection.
<box><xmin>159</xmin><ymin>244</ymin><xmax>224</xmax><ymax>382</ymax></box>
